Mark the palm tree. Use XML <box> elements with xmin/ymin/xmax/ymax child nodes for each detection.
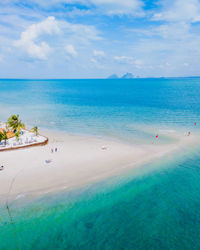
<box><xmin>0</xmin><ymin>132</ymin><xmax>2</xmax><ymax>143</ymax></box>
<box><xmin>15</xmin><ymin>131</ymin><xmax>20</xmax><ymax>141</ymax></box>
<box><xmin>1</xmin><ymin>130</ymin><xmax>8</xmax><ymax>145</ymax></box>
<box><xmin>31</xmin><ymin>126</ymin><xmax>39</xmax><ymax>136</ymax></box>
<box><xmin>7</xmin><ymin>115</ymin><xmax>25</xmax><ymax>133</ymax></box>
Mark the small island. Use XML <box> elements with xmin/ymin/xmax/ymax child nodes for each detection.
<box><xmin>107</xmin><ymin>72</ymin><xmax>139</xmax><ymax>79</ymax></box>
<box><xmin>0</xmin><ymin>115</ymin><xmax>48</xmax><ymax>151</ymax></box>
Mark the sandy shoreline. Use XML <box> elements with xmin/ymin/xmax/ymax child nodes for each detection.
<box><xmin>0</xmin><ymin>129</ymin><xmax>199</xmax><ymax>202</ymax></box>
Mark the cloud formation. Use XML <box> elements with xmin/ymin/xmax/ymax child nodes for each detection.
<box><xmin>33</xmin><ymin>0</ymin><xmax>144</xmax><ymax>16</ymax></box>
<box><xmin>13</xmin><ymin>16</ymin><xmax>100</xmax><ymax>61</ymax></box>
<box><xmin>93</xmin><ymin>50</ymin><xmax>105</xmax><ymax>57</ymax></box>
<box><xmin>1</xmin><ymin>0</ymin><xmax>200</xmax><ymax>78</ymax></box>
<box><xmin>87</xmin><ymin>0</ymin><xmax>144</xmax><ymax>15</ymax></box>
<box><xmin>65</xmin><ymin>44</ymin><xmax>77</xmax><ymax>57</ymax></box>
<box><xmin>153</xmin><ymin>0</ymin><xmax>200</xmax><ymax>23</ymax></box>
<box><xmin>0</xmin><ymin>0</ymin><xmax>144</xmax><ymax>16</ymax></box>
<box><xmin>14</xmin><ymin>16</ymin><xmax>60</xmax><ymax>60</ymax></box>
<box><xmin>114</xmin><ymin>56</ymin><xmax>135</xmax><ymax>64</ymax></box>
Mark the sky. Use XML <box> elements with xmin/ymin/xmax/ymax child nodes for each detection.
<box><xmin>0</xmin><ymin>0</ymin><xmax>200</xmax><ymax>78</ymax></box>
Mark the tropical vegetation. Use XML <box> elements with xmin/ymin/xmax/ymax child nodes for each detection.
<box><xmin>31</xmin><ymin>126</ymin><xmax>39</xmax><ymax>136</ymax></box>
<box><xmin>0</xmin><ymin>130</ymin><xmax>8</xmax><ymax>145</ymax></box>
<box><xmin>0</xmin><ymin>115</ymin><xmax>39</xmax><ymax>144</ymax></box>
<box><xmin>7</xmin><ymin>115</ymin><xmax>25</xmax><ymax>133</ymax></box>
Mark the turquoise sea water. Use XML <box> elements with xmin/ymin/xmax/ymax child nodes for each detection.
<box><xmin>1</xmin><ymin>78</ymin><xmax>200</xmax><ymax>249</ymax></box>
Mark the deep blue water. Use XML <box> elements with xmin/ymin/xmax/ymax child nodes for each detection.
<box><xmin>1</xmin><ymin>78</ymin><xmax>200</xmax><ymax>249</ymax></box>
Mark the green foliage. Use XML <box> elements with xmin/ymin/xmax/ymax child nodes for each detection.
<box><xmin>31</xmin><ymin>126</ymin><xmax>39</xmax><ymax>136</ymax></box>
<box><xmin>1</xmin><ymin>115</ymin><xmax>39</xmax><ymax>144</ymax></box>
<box><xmin>7</xmin><ymin>115</ymin><xmax>25</xmax><ymax>133</ymax></box>
<box><xmin>15</xmin><ymin>131</ymin><xmax>20</xmax><ymax>141</ymax></box>
<box><xmin>0</xmin><ymin>130</ymin><xmax>8</xmax><ymax>145</ymax></box>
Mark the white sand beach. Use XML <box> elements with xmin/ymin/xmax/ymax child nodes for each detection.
<box><xmin>0</xmin><ymin>129</ymin><xmax>199</xmax><ymax>201</ymax></box>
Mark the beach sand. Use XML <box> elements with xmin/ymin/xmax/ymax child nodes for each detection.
<box><xmin>0</xmin><ymin>129</ymin><xmax>198</xmax><ymax>201</ymax></box>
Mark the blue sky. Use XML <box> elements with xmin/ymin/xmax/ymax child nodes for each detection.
<box><xmin>0</xmin><ymin>0</ymin><xmax>200</xmax><ymax>78</ymax></box>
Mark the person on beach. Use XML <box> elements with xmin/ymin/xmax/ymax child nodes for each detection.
<box><xmin>0</xmin><ymin>166</ymin><xmax>4</xmax><ymax>171</ymax></box>
<box><xmin>55</xmin><ymin>147</ymin><xmax>57</xmax><ymax>152</ymax></box>
<box><xmin>51</xmin><ymin>148</ymin><xmax>53</xmax><ymax>153</ymax></box>
<box><xmin>45</xmin><ymin>160</ymin><xmax>52</xmax><ymax>164</ymax></box>
<box><xmin>188</xmin><ymin>132</ymin><xmax>191</xmax><ymax>136</ymax></box>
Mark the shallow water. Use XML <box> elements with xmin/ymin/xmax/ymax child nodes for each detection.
<box><xmin>1</xmin><ymin>147</ymin><xmax>200</xmax><ymax>250</ymax></box>
<box><xmin>1</xmin><ymin>78</ymin><xmax>200</xmax><ymax>143</ymax></box>
<box><xmin>1</xmin><ymin>78</ymin><xmax>200</xmax><ymax>249</ymax></box>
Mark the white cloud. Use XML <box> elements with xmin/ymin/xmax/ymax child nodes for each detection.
<box><xmin>14</xmin><ymin>16</ymin><xmax>100</xmax><ymax>61</ymax></box>
<box><xmin>14</xmin><ymin>16</ymin><xmax>60</xmax><ymax>60</ymax></box>
<box><xmin>153</xmin><ymin>0</ymin><xmax>200</xmax><ymax>23</ymax></box>
<box><xmin>91</xmin><ymin>0</ymin><xmax>144</xmax><ymax>16</ymax></box>
<box><xmin>65</xmin><ymin>44</ymin><xmax>77</xmax><ymax>57</ymax></box>
<box><xmin>66</xmin><ymin>0</ymin><xmax>144</xmax><ymax>16</ymax></box>
<box><xmin>114</xmin><ymin>56</ymin><xmax>143</xmax><ymax>68</ymax></box>
<box><xmin>90</xmin><ymin>57</ymin><xmax>104</xmax><ymax>68</ymax></box>
<box><xmin>134</xmin><ymin>59</ymin><xmax>143</xmax><ymax>68</ymax></box>
<box><xmin>93</xmin><ymin>50</ymin><xmax>105</xmax><ymax>57</ymax></box>
<box><xmin>2</xmin><ymin>0</ymin><xmax>144</xmax><ymax>16</ymax></box>
<box><xmin>1</xmin><ymin>0</ymin><xmax>200</xmax><ymax>77</ymax></box>
<box><xmin>114</xmin><ymin>56</ymin><xmax>135</xmax><ymax>64</ymax></box>
<box><xmin>60</xmin><ymin>20</ymin><xmax>101</xmax><ymax>43</ymax></box>
<box><xmin>125</xmin><ymin>20</ymin><xmax>200</xmax><ymax>76</ymax></box>
<box><xmin>90</xmin><ymin>50</ymin><xmax>106</xmax><ymax>69</ymax></box>
<box><xmin>91</xmin><ymin>58</ymin><xmax>97</xmax><ymax>63</ymax></box>
<box><xmin>129</xmin><ymin>22</ymin><xmax>192</xmax><ymax>41</ymax></box>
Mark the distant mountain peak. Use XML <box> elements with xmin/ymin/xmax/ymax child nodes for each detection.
<box><xmin>107</xmin><ymin>72</ymin><xmax>136</xmax><ymax>79</ymax></box>
<box><xmin>107</xmin><ymin>74</ymin><xmax>119</xmax><ymax>79</ymax></box>
<box><xmin>121</xmin><ymin>72</ymin><xmax>134</xmax><ymax>79</ymax></box>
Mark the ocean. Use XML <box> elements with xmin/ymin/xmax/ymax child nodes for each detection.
<box><xmin>1</xmin><ymin>78</ymin><xmax>200</xmax><ymax>249</ymax></box>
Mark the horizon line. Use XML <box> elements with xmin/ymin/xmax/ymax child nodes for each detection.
<box><xmin>0</xmin><ymin>76</ymin><xmax>200</xmax><ymax>80</ymax></box>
